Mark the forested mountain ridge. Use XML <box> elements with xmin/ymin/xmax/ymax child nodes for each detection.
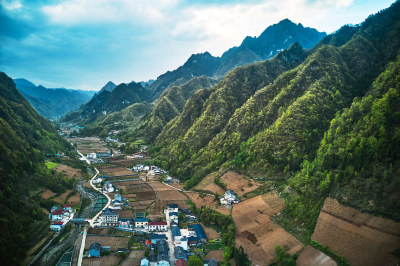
<box><xmin>63</xmin><ymin>19</ymin><xmax>324</xmax><ymax>127</ymax></box>
<box><xmin>124</xmin><ymin>76</ymin><xmax>216</xmax><ymax>142</ymax></box>
<box><xmin>14</xmin><ymin>78</ymin><xmax>93</xmax><ymax>119</ymax></box>
<box><xmin>150</xmin><ymin>1</ymin><xmax>400</xmax><ymax>230</ymax></box>
<box><xmin>63</xmin><ymin>81</ymin><xmax>151</xmax><ymax>124</ymax></box>
<box><xmin>0</xmin><ymin>72</ymin><xmax>74</xmax><ymax>265</ymax></box>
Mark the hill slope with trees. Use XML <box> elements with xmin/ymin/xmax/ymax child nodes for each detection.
<box><xmin>0</xmin><ymin>73</ymin><xmax>74</xmax><ymax>265</ymax></box>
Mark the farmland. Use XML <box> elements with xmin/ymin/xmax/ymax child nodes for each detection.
<box><xmin>194</xmin><ymin>170</ymin><xmax>261</xmax><ymax>197</ymax></box>
<box><xmin>66</xmin><ymin>137</ymin><xmax>109</xmax><ymax>154</ymax></box>
<box><xmin>296</xmin><ymin>245</ymin><xmax>337</xmax><ymax>266</ymax></box>
<box><xmin>97</xmin><ymin>164</ymin><xmax>135</xmax><ymax>177</ymax></box>
<box><xmin>232</xmin><ymin>193</ymin><xmax>303</xmax><ymax>266</ymax></box>
<box><xmin>84</xmin><ymin>236</ymin><xmax>129</xmax><ymax>251</ymax></box>
<box><xmin>312</xmin><ymin>197</ymin><xmax>400</xmax><ymax>266</ymax></box>
<box><xmin>55</xmin><ymin>163</ymin><xmax>82</xmax><ymax>178</ymax></box>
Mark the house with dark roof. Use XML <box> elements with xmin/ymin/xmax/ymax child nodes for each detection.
<box><xmin>171</xmin><ymin>225</ymin><xmax>181</xmax><ymax>239</ymax></box>
<box><xmin>156</xmin><ymin>239</ymin><xmax>169</xmax><ymax>254</ymax></box>
<box><xmin>188</xmin><ymin>224</ymin><xmax>207</xmax><ymax>242</ymax></box>
<box><xmin>101</xmin><ymin>208</ymin><xmax>119</xmax><ymax>226</ymax></box>
<box><xmin>89</xmin><ymin>242</ymin><xmax>101</xmax><ymax>257</ymax></box>
<box><xmin>167</xmin><ymin>203</ymin><xmax>179</xmax><ymax>213</ymax></box>
<box><xmin>150</xmin><ymin>234</ymin><xmax>168</xmax><ymax>244</ymax></box>
<box><xmin>174</xmin><ymin>246</ymin><xmax>187</xmax><ymax>261</ymax></box>
<box><xmin>157</xmin><ymin>253</ymin><xmax>170</xmax><ymax>263</ymax></box>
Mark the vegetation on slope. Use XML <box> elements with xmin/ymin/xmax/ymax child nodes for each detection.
<box><xmin>127</xmin><ymin>76</ymin><xmax>216</xmax><ymax>142</ymax></box>
<box><xmin>0</xmin><ymin>72</ymin><xmax>75</xmax><ymax>265</ymax></box>
<box><xmin>150</xmin><ymin>1</ymin><xmax>400</xmax><ymax>238</ymax></box>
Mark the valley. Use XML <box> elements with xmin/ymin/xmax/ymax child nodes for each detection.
<box><xmin>1</xmin><ymin>1</ymin><xmax>400</xmax><ymax>265</ymax></box>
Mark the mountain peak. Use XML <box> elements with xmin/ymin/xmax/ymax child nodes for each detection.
<box><xmin>99</xmin><ymin>81</ymin><xmax>117</xmax><ymax>93</ymax></box>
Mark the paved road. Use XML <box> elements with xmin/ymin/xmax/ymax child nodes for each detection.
<box><xmin>165</xmin><ymin>211</ymin><xmax>176</xmax><ymax>265</ymax></box>
<box><xmin>76</xmin><ymin>149</ymin><xmax>112</xmax><ymax>266</ymax></box>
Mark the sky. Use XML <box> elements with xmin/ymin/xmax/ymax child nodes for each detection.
<box><xmin>0</xmin><ymin>0</ymin><xmax>396</xmax><ymax>91</ymax></box>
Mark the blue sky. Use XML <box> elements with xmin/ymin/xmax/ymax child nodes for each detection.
<box><xmin>0</xmin><ymin>0</ymin><xmax>396</xmax><ymax>91</ymax></box>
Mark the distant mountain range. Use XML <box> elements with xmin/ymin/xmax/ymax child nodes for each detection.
<box><xmin>64</xmin><ymin>19</ymin><xmax>326</xmax><ymax>124</ymax></box>
<box><xmin>13</xmin><ymin>79</ymin><xmax>95</xmax><ymax>119</ymax></box>
<box><xmin>145</xmin><ymin>19</ymin><xmax>326</xmax><ymax>98</ymax></box>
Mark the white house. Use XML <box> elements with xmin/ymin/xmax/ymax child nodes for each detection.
<box><xmin>104</xmin><ymin>182</ymin><xmax>115</xmax><ymax>193</ymax></box>
<box><xmin>101</xmin><ymin>208</ymin><xmax>119</xmax><ymax>226</ymax></box>
<box><xmin>220</xmin><ymin>190</ymin><xmax>240</xmax><ymax>206</ymax></box>
<box><xmin>50</xmin><ymin>221</ymin><xmax>64</xmax><ymax>232</ymax></box>
<box><xmin>135</xmin><ymin>218</ymin><xmax>149</xmax><ymax>229</ymax></box>
<box><xmin>87</xmin><ymin>153</ymin><xmax>97</xmax><ymax>159</ymax></box>
<box><xmin>148</xmin><ymin>221</ymin><xmax>168</xmax><ymax>232</ymax></box>
<box><xmin>174</xmin><ymin>236</ymin><xmax>188</xmax><ymax>250</ymax></box>
<box><xmin>51</xmin><ymin>209</ymin><xmax>63</xmax><ymax>221</ymax></box>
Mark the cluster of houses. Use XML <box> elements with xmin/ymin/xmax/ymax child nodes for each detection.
<box><xmin>91</xmin><ymin>203</ymin><xmax>215</xmax><ymax>265</ymax></box>
<box><xmin>49</xmin><ymin>204</ymin><xmax>74</xmax><ymax>231</ymax></box>
<box><xmin>220</xmin><ymin>190</ymin><xmax>240</xmax><ymax>206</ymax></box>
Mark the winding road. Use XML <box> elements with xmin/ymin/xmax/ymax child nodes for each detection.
<box><xmin>76</xmin><ymin>149</ymin><xmax>112</xmax><ymax>266</ymax></box>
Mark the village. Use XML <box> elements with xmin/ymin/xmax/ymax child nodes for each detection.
<box><xmin>31</xmin><ymin>132</ymin><xmax>400</xmax><ymax>266</ymax></box>
<box><xmin>40</xmin><ymin>136</ymin><xmax>231</xmax><ymax>266</ymax></box>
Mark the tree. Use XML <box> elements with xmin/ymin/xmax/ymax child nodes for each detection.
<box><xmin>187</xmin><ymin>255</ymin><xmax>203</xmax><ymax>266</ymax></box>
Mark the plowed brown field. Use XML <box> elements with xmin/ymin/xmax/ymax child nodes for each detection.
<box><xmin>232</xmin><ymin>193</ymin><xmax>303</xmax><ymax>266</ymax></box>
<box><xmin>312</xmin><ymin>197</ymin><xmax>400</xmax><ymax>266</ymax></box>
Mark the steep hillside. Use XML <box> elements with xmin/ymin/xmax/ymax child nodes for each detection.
<box><xmin>128</xmin><ymin>76</ymin><xmax>216</xmax><ymax>142</ymax></box>
<box><xmin>14</xmin><ymin>79</ymin><xmax>92</xmax><ymax>119</ymax></box>
<box><xmin>0</xmin><ymin>72</ymin><xmax>74</xmax><ymax>265</ymax></box>
<box><xmin>77</xmin><ymin>102</ymin><xmax>152</xmax><ymax>138</ymax></box>
<box><xmin>145</xmin><ymin>19</ymin><xmax>325</xmax><ymax>99</ymax></box>
<box><xmin>154</xmin><ymin>42</ymin><xmax>309</xmax><ymax>179</ymax></box>
<box><xmin>147</xmin><ymin>52</ymin><xmax>220</xmax><ymax>99</ymax></box>
<box><xmin>154</xmin><ymin>1</ymin><xmax>400</xmax><ymax>183</ymax></box>
<box><xmin>64</xmin><ymin>81</ymin><xmax>151</xmax><ymax>124</ymax></box>
<box><xmin>286</xmin><ymin>54</ymin><xmax>400</xmax><ymax>230</ymax></box>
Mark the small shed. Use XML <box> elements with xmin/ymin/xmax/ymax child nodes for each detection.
<box><xmin>89</xmin><ymin>242</ymin><xmax>101</xmax><ymax>257</ymax></box>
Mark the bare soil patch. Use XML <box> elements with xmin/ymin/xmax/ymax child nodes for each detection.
<box><xmin>297</xmin><ymin>245</ymin><xmax>337</xmax><ymax>266</ymax></box>
<box><xmin>41</xmin><ymin>189</ymin><xmax>56</xmax><ymax>199</ymax></box>
<box><xmin>67</xmin><ymin>192</ymin><xmax>81</xmax><ymax>206</ymax></box>
<box><xmin>53</xmin><ymin>189</ymin><xmax>73</xmax><ymax>204</ymax></box>
<box><xmin>200</xmin><ymin>222</ymin><xmax>221</xmax><ymax>240</ymax></box>
<box><xmin>312</xmin><ymin>197</ymin><xmax>400</xmax><ymax>266</ymax></box>
<box><xmin>121</xmin><ymin>250</ymin><xmax>145</xmax><ymax>266</ymax></box>
<box><xmin>194</xmin><ymin>172</ymin><xmax>224</xmax><ymax>194</ymax></box>
<box><xmin>187</xmin><ymin>193</ymin><xmax>215</xmax><ymax>209</ymax></box>
<box><xmin>115</xmin><ymin>209</ymin><xmax>134</xmax><ymax>219</ymax></box>
<box><xmin>55</xmin><ymin>163</ymin><xmax>81</xmax><ymax>178</ymax></box>
<box><xmin>82</xmin><ymin>254</ymin><xmax>121</xmax><ymax>266</ymax></box>
<box><xmin>205</xmin><ymin>250</ymin><xmax>223</xmax><ymax>262</ymax></box>
<box><xmin>97</xmin><ymin>164</ymin><xmax>134</xmax><ymax>176</ymax></box>
<box><xmin>85</xmin><ymin>236</ymin><xmax>129</xmax><ymax>251</ymax></box>
<box><xmin>232</xmin><ymin>193</ymin><xmax>303</xmax><ymax>266</ymax></box>
<box><xmin>220</xmin><ymin>171</ymin><xmax>260</xmax><ymax>197</ymax></box>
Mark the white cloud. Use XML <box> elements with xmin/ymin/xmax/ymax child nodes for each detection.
<box><xmin>170</xmin><ymin>0</ymin><xmax>356</xmax><ymax>56</ymax></box>
<box><xmin>41</xmin><ymin>0</ymin><xmax>181</xmax><ymax>25</ymax></box>
<box><xmin>1</xmin><ymin>0</ymin><xmax>22</xmax><ymax>10</ymax></box>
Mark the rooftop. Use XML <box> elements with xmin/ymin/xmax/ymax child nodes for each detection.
<box><xmin>149</xmin><ymin>221</ymin><xmax>167</xmax><ymax>226</ymax></box>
